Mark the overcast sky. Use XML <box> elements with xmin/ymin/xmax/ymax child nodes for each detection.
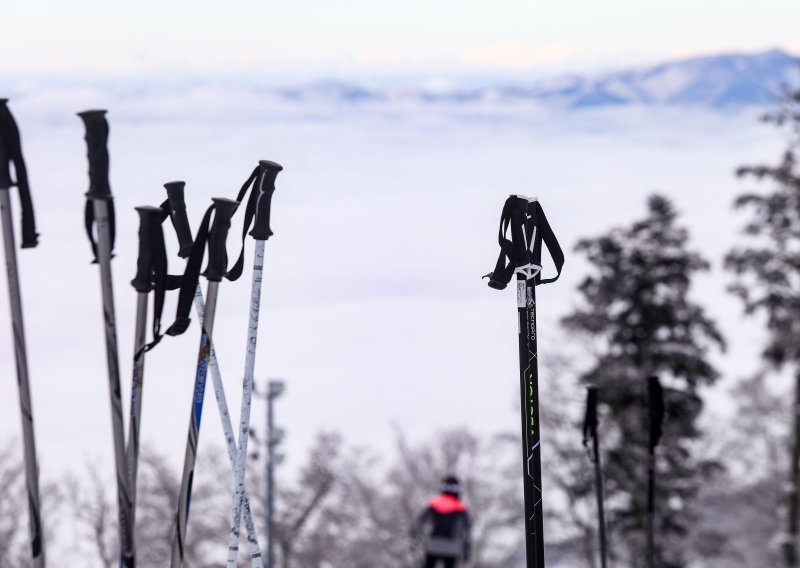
<box><xmin>2</xmin><ymin>0</ymin><xmax>799</xmax><ymax>78</ymax></box>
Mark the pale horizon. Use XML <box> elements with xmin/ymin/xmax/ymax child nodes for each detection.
<box><xmin>3</xmin><ymin>0</ymin><xmax>800</xmax><ymax>80</ymax></box>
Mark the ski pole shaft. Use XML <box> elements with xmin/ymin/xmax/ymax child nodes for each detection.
<box><xmin>192</xmin><ymin>286</ymin><xmax>263</xmax><ymax>567</ymax></box>
<box><xmin>594</xmin><ymin>438</ymin><xmax>607</xmax><ymax>568</ymax></box>
<box><xmin>228</xmin><ymin>160</ymin><xmax>282</xmax><ymax>567</ymax></box>
<box><xmin>592</xmin><ymin>426</ymin><xmax>608</xmax><ymax>568</ymax></box>
<box><xmin>128</xmin><ymin>291</ymin><xmax>147</xmax><ymax>520</ymax></box>
<box><xmin>171</xmin><ymin>198</ymin><xmax>238</xmax><ymax>568</ymax></box>
<box><xmin>0</xmin><ymin>190</ymin><xmax>45</xmax><ymax>568</ymax></box>
<box><xmin>646</xmin><ymin>375</ymin><xmax>663</xmax><ymax>568</ymax></box>
<box><xmin>647</xmin><ymin>448</ymin><xmax>655</xmax><ymax>568</ymax></box>
<box><xmin>0</xmin><ymin>99</ymin><xmax>45</xmax><ymax>568</ymax></box>
<box><xmin>78</xmin><ymin>109</ymin><xmax>135</xmax><ymax>568</ymax></box>
<box><xmin>584</xmin><ymin>386</ymin><xmax>607</xmax><ymax>568</ymax></box>
<box><xmin>518</xmin><ymin>273</ymin><xmax>544</xmax><ymax>568</ymax></box>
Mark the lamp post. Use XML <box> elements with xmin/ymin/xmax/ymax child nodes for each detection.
<box><xmin>266</xmin><ymin>380</ymin><xmax>285</xmax><ymax>568</ymax></box>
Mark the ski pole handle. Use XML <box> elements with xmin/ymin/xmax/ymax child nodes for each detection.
<box><xmin>164</xmin><ymin>181</ymin><xmax>193</xmax><ymax>258</ymax></box>
<box><xmin>0</xmin><ymin>99</ymin><xmax>12</xmax><ymax>189</ymax></box>
<box><xmin>204</xmin><ymin>197</ymin><xmax>238</xmax><ymax>282</ymax></box>
<box><xmin>585</xmin><ymin>385</ymin><xmax>598</xmax><ymax>431</ymax></box>
<box><xmin>249</xmin><ymin>160</ymin><xmax>283</xmax><ymax>240</ymax></box>
<box><xmin>77</xmin><ymin>110</ymin><xmax>111</xmax><ymax>199</ymax></box>
<box><xmin>131</xmin><ymin>206</ymin><xmax>163</xmax><ymax>293</ymax></box>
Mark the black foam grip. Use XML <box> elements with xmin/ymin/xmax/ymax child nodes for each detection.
<box><xmin>582</xmin><ymin>385</ymin><xmax>599</xmax><ymax>450</ymax></box>
<box><xmin>204</xmin><ymin>198</ymin><xmax>239</xmax><ymax>282</ymax></box>
<box><xmin>249</xmin><ymin>160</ymin><xmax>283</xmax><ymax>240</ymax></box>
<box><xmin>164</xmin><ymin>181</ymin><xmax>194</xmax><ymax>258</ymax></box>
<box><xmin>0</xmin><ymin>100</ymin><xmax>11</xmax><ymax>188</ymax></box>
<box><xmin>585</xmin><ymin>386</ymin><xmax>598</xmax><ymax>431</ymax></box>
<box><xmin>77</xmin><ymin>110</ymin><xmax>111</xmax><ymax>199</ymax></box>
<box><xmin>131</xmin><ymin>206</ymin><xmax>163</xmax><ymax>293</ymax></box>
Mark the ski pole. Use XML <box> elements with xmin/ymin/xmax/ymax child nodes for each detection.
<box><xmin>126</xmin><ymin>182</ymin><xmax>193</xmax><ymax>530</ymax></box>
<box><xmin>582</xmin><ymin>386</ymin><xmax>607</xmax><ymax>568</ymax></box>
<box><xmin>227</xmin><ymin>160</ymin><xmax>282</xmax><ymax>567</ymax></box>
<box><xmin>646</xmin><ymin>376</ymin><xmax>664</xmax><ymax>568</ymax></box>
<box><xmin>485</xmin><ymin>195</ymin><xmax>564</xmax><ymax>568</ymax></box>
<box><xmin>126</xmin><ymin>192</ymin><xmax>191</xmax><ymax>531</ymax></box>
<box><xmin>193</xmin><ymin>287</ymin><xmax>263</xmax><ymax>567</ymax></box>
<box><xmin>0</xmin><ymin>99</ymin><xmax>45</xmax><ymax>568</ymax></box>
<box><xmin>78</xmin><ymin>109</ymin><xmax>135</xmax><ymax>568</ymax></box>
<box><xmin>167</xmin><ymin>197</ymin><xmax>239</xmax><ymax>568</ymax></box>
<box><xmin>126</xmin><ymin>206</ymin><xmax>158</xmax><ymax>533</ymax></box>
<box><xmin>161</xmin><ymin>182</ymin><xmax>264</xmax><ymax>566</ymax></box>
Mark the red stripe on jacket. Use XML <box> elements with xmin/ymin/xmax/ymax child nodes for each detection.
<box><xmin>429</xmin><ymin>494</ymin><xmax>467</xmax><ymax>514</ymax></box>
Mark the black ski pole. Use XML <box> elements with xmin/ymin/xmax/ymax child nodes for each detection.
<box><xmin>126</xmin><ymin>181</ymin><xmax>193</xmax><ymax>531</ymax></box>
<box><xmin>166</xmin><ymin>197</ymin><xmax>239</xmax><ymax>568</ymax></box>
<box><xmin>485</xmin><ymin>195</ymin><xmax>564</xmax><ymax>568</ymax></box>
<box><xmin>126</xmin><ymin>188</ymin><xmax>193</xmax><ymax>532</ymax></box>
<box><xmin>127</xmin><ymin>205</ymin><xmax>159</xmax><ymax>533</ymax></box>
<box><xmin>78</xmin><ymin>109</ymin><xmax>135</xmax><ymax>568</ymax></box>
<box><xmin>0</xmin><ymin>99</ymin><xmax>45</xmax><ymax>568</ymax></box>
<box><xmin>582</xmin><ymin>385</ymin><xmax>607</xmax><ymax>568</ymax></box>
<box><xmin>647</xmin><ymin>375</ymin><xmax>664</xmax><ymax>568</ymax></box>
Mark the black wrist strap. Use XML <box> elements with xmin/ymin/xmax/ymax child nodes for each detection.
<box><xmin>0</xmin><ymin>104</ymin><xmax>39</xmax><ymax>248</ymax></box>
<box><xmin>484</xmin><ymin>196</ymin><xmax>564</xmax><ymax>289</ymax></box>
<box><xmin>84</xmin><ymin>199</ymin><xmax>116</xmax><ymax>263</ymax></box>
<box><xmin>132</xmin><ymin>200</ymin><xmax>189</xmax><ymax>358</ymax></box>
<box><xmin>166</xmin><ymin>204</ymin><xmax>215</xmax><ymax>337</ymax></box>
<box><xmin>226</xmin><ymin>165</ymin><xmax>260</xmax><ymax>281</ymax></box>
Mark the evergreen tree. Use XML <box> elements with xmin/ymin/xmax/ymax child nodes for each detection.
<box><xmin>562</xmin><ymin>194</ymin><xmax>725</xmax><ymax>568</ymax></box>
<box><xmin>725</xmin><ymin>86</ymin><xmax>800</xmax><ymax>567</ymax></box>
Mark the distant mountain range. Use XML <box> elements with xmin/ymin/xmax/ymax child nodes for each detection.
<box><xmin>277</xmin><ymin>49</ymin><xmax>798</xmax><ymax>109</ymax></box>
<box><xmin>2</xmin><ymin>49</ymin><xmax>797</xmax><ymax>111</ymax></box>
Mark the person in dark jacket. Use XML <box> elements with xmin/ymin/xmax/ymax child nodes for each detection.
<box><xmin>411</xmin><ymin>475</ymin><xmax>471</xmax><ymax>568</ymax></box>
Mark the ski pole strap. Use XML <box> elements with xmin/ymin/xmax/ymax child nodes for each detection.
<box><xmin>226</xmin><ymin>160</ymin><xmax>283</xmax><ymax>280</ymax></box>
<box><xmin>135</xmin><ymin>194</ymin><xmax>194</xmax><ymax>354</ymax></box>
<box><xmin>164</xmin><ymin>181</ymin><xmax>194</xmax><ymax>258</ymax></box>
<box><xmin>78</xmin><ymin>110</ymin><xmax>115</xmax><ymax>262</ymax></box>
<box><xmin>484</xmin><ymin>195</ymin><xmax>564</xmax><ymax>289</ymax></box>
<box><xmin>166</xmin><ymin>198</ymin><xmax>238</xmax><ymax>337</ymax></box>
<box><xmin>225</xmin><ymin>165</ymin><xmax>259</xmax><ymax>281</ymax></box>
<box><xmin>582</xmin><ymin>385</ymin><xmax>599</xmax><ymax>461</ymax></box>
<box><xmin>130</xmin><ymin>206</ymin><xmax>173</xmax><ymax>357</ymax></box>
<box><xmin>647</xmin><ymin>375</ymin><xmax>665</xmax><ymax>450</ymax></box>
<box><xmin>0</xmin><ymin>99</ymin><xmax>39</xmax><ymax>248</ymax></box>
<box><xmin>528</xmin><ymin>199</ymin><xmax>564</xmax><ymax>285</ymax></box>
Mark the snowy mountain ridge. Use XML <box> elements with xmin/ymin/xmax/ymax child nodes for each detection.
<box><xmin>1</xmin><ymin>49</ymin><xmax>797</xmax><ymax>111</ymax></box>
<box><xmin>281</xmin><ymin>49</ymin><xmax>798</xmax><ymax>109</ymax></box>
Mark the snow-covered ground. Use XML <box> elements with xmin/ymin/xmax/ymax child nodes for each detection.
<box><xmin>0</xmin><ymin>83</ymin><xmax>786</xmax><ymax>563</ymax></box>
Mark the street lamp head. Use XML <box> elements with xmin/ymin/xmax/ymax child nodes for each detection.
<box><xmin>268</xmin><ymin>379</ymin><xmax>285</xmax><ymax>398</ymax></box>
